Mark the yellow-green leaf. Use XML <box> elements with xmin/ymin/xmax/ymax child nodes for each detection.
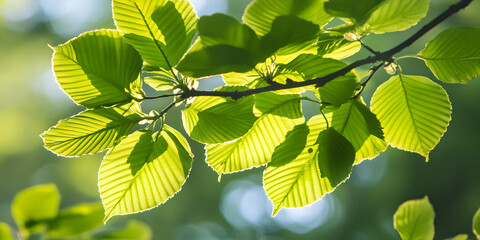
<box><xmin>474</xmin><ymin>208</ymin><xmax>480</xmax><ymax>239</ymax></box>
<box><xmin>46</xmin><ymin>203</ymin><xmax>104</xmax><ymax>239</ymax></box>
<box><xmin>0</xmin><ymin>223</ymin><xmax>14</xmax><ymax>240</ymax></box>
<box><xmin>371</xmin><ymin>75</ymin><xmax>451</xmax><ymax>161</ymax></box>
<box><xmin>264</xmin><ymin>115</ymin><xmax>355</xmax><ymax>216</ymax></box>
<box><xmin>243</xmin><ymin>0</ymin><xmax>331</xmax><ymax>37</ymax></box>
<box><xmin>364</xmin><ymin>0</ymin><xmax>429</xmax><ymax>33</ymax></box>
<box><xmin>183</xmin><ymin>86</ymin><xmax>257</xmax><ymax>144</ymax></box>
<box><xmin>42</xmin><ymin>104</ymin><xmax>142</xmax><ymax>157</ymax></box>
<box><xmin>98</xmin><ymin>126</ymin><xmax>193</xmax><ymax>222</ymax></box>
<box><xmin>52</xmin><ymin>29</ymin><xmax>143</xmax><ymax>108</ymax></box>
<box><xmin>418</xmin><ymin>27</ymin><xmax>480</xmax><ymax>84</ymax></box>
<box><xmin>394</xmin><ymin>196</ymin><xmax>435</xmax><ymax>240</ymax></box>
<box><xmin>205</xmin><ymin>93</ymin><xmax>303</xmax><ymax>177</ymax></box>
<box><xmin>87</xmin><ymin>220</ymin><xmax>152</xmax><ymax>240</ymax></box>
<box><xmin>12</xmin><ymin>184</ymin><xmax>60</xmax><ymax>234</ymax></box>
<box><xmin>113</xmin><ymin>0</ymin><xmax>197</xmax><ymax>69</ymax></box>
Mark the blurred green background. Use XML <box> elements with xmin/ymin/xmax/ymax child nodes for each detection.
<box><xmin>0</xmin><ymin>0</ymin><xmax>479</xmax><ymax>239</ymax></box>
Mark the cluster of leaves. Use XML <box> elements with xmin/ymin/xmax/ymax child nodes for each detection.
<box><xmin>0</xmin><ymin>184</ymin><xmax>152</xmax><ymax>240</ymax></box>
<box><xmin>393</xmin><ymin>197</ymin><xmax>480</xmax><ymax>240</ymax></box>
<box><xmin>41</xmin><ymin>0</ymin><xmax>480</xmax><ymax>222</ymax></box>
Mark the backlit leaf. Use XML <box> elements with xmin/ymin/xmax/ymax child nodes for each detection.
<box><xmin>98</xmin><ymin>126</ymin><xmax>193</xmax><ymax>222</ymax></box>
<box><xmin>52</xmin><ymin>29</ymin><xmax>143</xmax><ymax>108</ymax></box>
<box><xmin>331</xmin><ymin>99</ymin><xmax>387</xmax><ymax>164</ymax></box>
<box><xmin>364</xmin><ymin>0</ymin><xmax>429</xmax><ymax>33</ymax></box>
<box><xmin>243</xmin><ymin>0</ymin><xmax>331</xmax><ymax>37</ymax></box>
<box><xmin>113</xmin><ymin>0</ymin><xmax>197</xmax><ymax>69</ymax></box>
<box><xmin>418</xmin><ymin>27</ymin><xmax>480</xmax><ymax>84</ymax></box>
<box><xmin>12</xmin><ymin>184</ymin><xmax>60</xmax><ymax>234</ymax></box>
<box><xmin>371</xmin><ymin>75</ymin><xmax>451</xmax><ymax>161</ymax></box>
<box><xmin>394</xmin><ymin>197</ymin><xmax>435</xmax><ymax>240</ymax></box>
<box><xmin>258</xmin><ymin>16</ymin><xmax>320</xmax><ymax>57</ymax></box>
<box><xmin>324</xmin><ymin>0</ymin><xmax>385</xmax><ymax>26</ymax></box>
<box><xmin>474</xmin><ymin>208</ymin><xmax>480</xmax><ymax>239</ymax></box>
<box><xmin>206</xmin><ymin>93</ymin><xmax>303</xmax><ymax>177</ymax></box>
<box><xmin>88</xmin><ymin>220</ymin><xmax>152</xmax><ymax>240</ymax></box>
<box><xmin>42</xmin><ymin>103</ymin><xmax>142</xmax><ymax>157</ymax></box>
<box><xmin>317</xmin><ymin>32</ymin><xmax>361</xmax><ymax>59</ymax></box>
<box><xmin>46</xmin><ymin>203</ymin><xmax>104</xmax><ymax>239</ymax></box>
<box><xmin>277</xmin><ymin>54</ymin><xmax>357</xmax><ymax>106</ymax></box>
<box><xmin>183</xmin><ymin>86</ymin><xmax>257</xmax><ymax>144</ymax></box>
<box><xmin>0</xmin><ymin>223</ymin><xmax>14</xmax><ymax>240</ymax></box>
<box><xmin>264</xmin><ymin>115</ymin><xmax>355</xmax><ymax>215</ymax></box>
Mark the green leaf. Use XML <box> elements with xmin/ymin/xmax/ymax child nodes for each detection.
<box><xmin>447</xmin><ymin>234</ymin><xmax>469</xmax><ymax>240</ymax></box>
<box><xmin>243</xmin><ymin>0</ymin><xmax>331</xmax><ymax>37</ymax></box>
<box><xmin>324</xmin><ymin>0</ymin><xmax>385</xmax><ymax>26</ymax></box>
<box><xmin>394</xmin><ymin>196</ymin><xmax>435</xmax><ymax>240</ymax></box>
<box><xmin>371</xmin><ymin>75</ymin><xmax>451</xmax><ymax>161</ymax></box>
<box><xmin>317</xmin><ymin>32</ymin><xmax>361</xmax><ymax>59</ymax></box>
<box><xmin>176</xmin><ymin>44</ymin><xmax>257</xmax><ymax>78</ymax></box>
<box><xmin>52</xmin><ymin>29</ymin><xmax>143</xmax><ymax>108</ymax></box>
<box><xmin>206</xmin><ymin>93</ymin><xmax>303</xmax><ymax>177</ymax></box>
<box><xmin>46</xmin><ymin>203</ymin><xmax>104</xmax><ymax>239</ymax></box>
<box><xmin>418</xmin><ymin>27</ymin><xmax>480</xmax><ymax>84</ymax></box>
<box><xmin>42</xmin><ymin>103</ymin><xmax>142</xmax><ymax>157</ymax></box>
<box><xmin>258</xmin><ymin>16</ymin><xmax>320</xmax><ymax>57</ymax></box>
<box><xmin>98</xmin><ymin>126</ymin><xmax>193</xmax><ymax>222</ymax></box>
<box><xmin>474</xmin><ymin>208</ymin><xmax>480</xmax><ymax>239</ymax></box>
<box><xmin>88</xmin><ymin>220</ymin><xmax>152</xmax><ymax>240</ymax></box>
<box><xmin>183</xmin><ymin>86</ymin><xmax>257</xmax><ymax>144</ymax></box>
<box><xmin>277</xmin><ymin>54</ymin><xmax>358</xmax><ymax>107</ymax></box>
<box><xmin>363</xmin><ymin>0</ymin><xmax>429</xmax><ymax>33</ymax></box>
<box><xmin>264</xmin><ymin>115</ymin><xmax>355</xmax><ymax>215</ymax></box>
<box><xmin>0</xmin><ymin>223</ymin><xmax>14</xmax><ymax>240</ymax></box>
<box><xmin>331</xmin><ymin>99</ymin><xmax>387</xmax><ymax>164</ymax></box>
<box><xmin>270</xmin><ymin>123</ymin><xmax>310</xmax><ymax>167</ymax></box>
<box><xmin>113</xmin><ymin>0</ymin><xmax>197</xmax><ymax>69</ymax></box>
<box><xmin>12</xmin><ymin>184</ymin><xmax>60</xmax><ymax>234</ymax></box>
<box><xmin>197</xmin><ymin>13</ymin><xmax>259</xmax><ymax>50</ymax></box>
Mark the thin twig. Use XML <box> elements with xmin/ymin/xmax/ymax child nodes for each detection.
<box><xmin>352</xmin><ymin>63</ymin><xmax>384</xmax><ymax>99</ymax></box>
<box><xmin>182</xmin><ymin>0</ymin><xmax>473</xmax><ymax>100</ymax></box>
<box><xmin>143</xmin><ymin>93</ymin><xmax>183</xmax><ymax>100</ymax></box>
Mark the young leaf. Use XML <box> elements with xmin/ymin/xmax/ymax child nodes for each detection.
<box><xmin>394</xmin><ymin>197</ymin><xmax>435</xmax><ymax>240</ymax></box>
<box><xmin>258</xmin><ymin>16</ymin><xmax>320</xmax><ymax>57</ymax></box>
<box><xmin>331</xmin><ymin>99</ymin><xmax>387</xmax><ymax>164</ymax></box>
<box><xmin>205</xmin><ymin>93</ymin><xmax>303</xmax><ymax>177</ymax></box>
<box><xmin>243</xmin><ymin>0</ymin><xmax>331</xmax><ymax>37</ymax></box>
<box><xmin>42</xmin><ymin>104</ymin><xmax>142</xmax><ymax>157</ymax></box>
<box><xmin>12</xmin><ymin>184</ymin><xmax>60</xmax><ymax>234</ymax></box>
<box><xmin>363</xmin><ymin>0</ymin><xmax>429</xmax><ymax>33</ymax></box>
<box><xmin>88</xmin><ymin>220</ymin><xmax>152</xmax><ymax>240</ymax></box>
<box><xmin>474</xmin><ymin>208</ymin><xmax>480</xmax><ymax>239</ymax></box>
<box><xmin>371</xmin><ymin>75</ymin><xmax>451</xmax><ymax>161</ymax></box>
<box><xmin>264</xmin><ymin>115</ymin><xmax>355</xmax><ymax>215</ymax></box>
<box><xmin>222</xmin><ymin>70</ymin><xmax>260</xmax><ymax>86</ymax></box>
<box><xmin>317</xmin><ymin>32</ymin><xmax>361</xmax><ymax>59</ymax></box>
<box><xmin>52</xmin><ymin>29</ymin><xmax>143</xmax><ymax>108</ymax></box>
<box><xmin>113</xmin><ymin>0</ymin><xmax>197</xmax><ymax>69</ymax></box>
<box><xmin>0</xmin><ymin>223</ymin><xmax>14</xmax><ymax>240</ymax></box>
<box><xmin>418</xmin><ymin>27</ymin><xmax>480</xmax><ymax>84</ymax></box>
<box><xmin>183</xmin><ymin>86</ymin><xmax>257</xmax><ymax>144</ymax></box>
<box><xmin>46</xmin><ymin>203</ymin><xmax>104</xmax><ymax>239</ymax></box>
<box><xmin>98</xmin><ymin>126</ymin><xmax>193</xmax><ymax>222</ymax></box>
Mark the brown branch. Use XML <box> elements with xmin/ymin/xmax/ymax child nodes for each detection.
<box><xmin>183</xmin><ymin>0</ymin><xmax>473</xmax><ymax>100</ymax></box>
